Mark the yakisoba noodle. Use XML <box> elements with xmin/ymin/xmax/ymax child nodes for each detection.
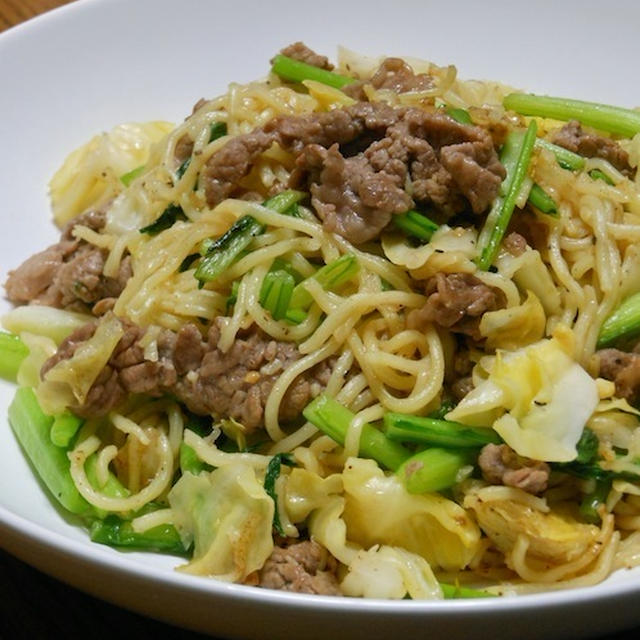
<box><xmin>4</xmin><ymin>43</ymin><xmax>640</xmax><ymax>600</ymax></box>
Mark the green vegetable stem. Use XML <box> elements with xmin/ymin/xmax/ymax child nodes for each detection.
<box><xmin>271</xmin><ymin>54</ymin><xmax>355</xmax><ymax>89</ymax></box>
<box><xmin>476</xmin><ymin>120</ymin><xmax>538</xmax><ymax>271</ymax></box>
<box><xmin>0</xmin><ymin>331</ymin><xmax>29</xmax><ymax>382</ymax></box>
<box><xmin>504</xmin><ymin>93</ymin><xmax>640</xmax><ymax>138</ymax></box>
<box><xmin>303</xmin><ymin>394</ymin><xmax>411</xmax><ymax>471</ymax></box>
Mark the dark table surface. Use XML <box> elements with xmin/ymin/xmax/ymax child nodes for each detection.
<box><xmin>1</xmin><ymin>1</ymin><xmax>640</xmax><ymax>639</ymax></box>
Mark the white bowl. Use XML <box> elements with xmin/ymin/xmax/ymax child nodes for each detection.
<box><xmin>1</xmin><ymin>1</ymin><xmax>640</xmax><ymax>637</ymax></box>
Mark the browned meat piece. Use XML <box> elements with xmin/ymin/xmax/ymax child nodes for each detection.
<box><xmin>41</xmin><ymin>317</ymin><xmax>330</xmax><ymax>431</ymax></box>
<box><xmin>296</xmin><ymin>143</ymin><xmax>411</xmax><ymax>243</ymax></box>
<box><xmin>278</xmin><ymin>42</ymin><xmax>334</xmax><ymax>71</ymax></box>
<box><xmin>503</xmin><ymin>231</ymin><xmax>528</xmax><ymax>256</ymax></box>
<box><xmin>343</xmin><ymin>57</ymin><xmax>434</xmax><ymax>100</ymax></box>
<box><xmin>4</xmin><ymin>208</ymin><xmax>130</xmax><ymax>314</ymax></box>
<box><xmin>174</xmin><ymin>134</ymin><xmax>194</xmax><ymax>165</ymax></box>
<box><xmin>597</xmin><ymin>348</ymin><xmax>640</xmax><ymax>405</ymax></box>
<box><xmin>552</xmin><ymin>120</ymin><xmax>633</xmax><ymax>176</ymax></box>
<box><xmin>257</xmin><ymin>540</ymin><xmax>341</xmax><ymax>596</ymax></box>
<box><xmin>200</xmin><ymin>101</ymin><xmax>503</xmax><ymax>244</ymax></box>
<box><xmin>408</xmin><ymin>272</ymin><xmax>506</xmax><ymax>340</ymax></box>
<box><xmin>478</xmin><ymin>443</ymin><xmax>550</xmax><ymax>494</ymax></box>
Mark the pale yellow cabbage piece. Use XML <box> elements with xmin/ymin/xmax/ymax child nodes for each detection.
<box><xmin>37</xmin><ymin>313</ymin><xmax>124</xmax><ymax>415</ymax></box>
<box><xmin>465</xmin><ymin>490</ymin><xmax>599</xmax><ymax>564</ymax></box>
<box><xmin>284</xmin><ymin>468</ymin><xmax>344</xmax><ymax>523</ymax></box>
<box><xmin>479</xmin><ymin>291</ymin><xmax>546</xmax><ymax>351</ymax></box>
<box><xmin>340</xmin><ymin>545</ymin><xmax>442</xmax><ymax>600</ymax></box>
<box><xmin>496</xmin><ymin>247</ymin><xmax>561</xmax><ymax>315</ymax></box>
<box><xmin>339</xmin><ymin>458</ymin><xmax>480</xmax><ymax>571</ymax></box>
<box><xmin>381</xmin><ymin>226</ymin><xmax>477</xmax><ymax>279</ymax></box>
<box><xmin>2</xmin><ymin>305</ymin><xmax>92</xmax><ymax>345</ymax></box>
<box><xmin>168</xmin><ymin>463</ymin><xmax>274</xmax><ymax>581</ymax></box>
<box><xmin>447</xmin><ymin>335</ymin><xmax>599</xmax><ymax>461</ymax></box>
<box><xmin>50</xmin><ymin>121</ymin><xmax>174</xmax><ymax>226</ymax></box>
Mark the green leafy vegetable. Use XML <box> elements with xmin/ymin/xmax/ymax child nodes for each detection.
<box><xmin>396</xmin><ymin>448</ymin><xmax>473</xmax><ymax>494</ymax></box>
<box><xmin>527</xmin><ymin>183</ymin><xmax>557</xmax><ymax>215</ymax></box>
<box><xmin>440</xmin><ymin>582</ymin><xmax>496</xmax><ymax>599</ymax></box>
<box><xmin>139</xmin><ymin>204</ymin><xmax>186</xmax><ymax>235</ymax></box>
<box><xmin>0</xmin><ymin>331</ymin><xmax>29</xmax><ymax>382</ymax></box>
<box><xmin>50</xmin><ymin>412</ymin><xmax>84</xmax><ymax>448</ymax></box>
<box><xmin>289</xmin><ymin>254</ymin><xmax>359</xmax><ymax>310</ymax></box>
<box><xmin>504</xmin><ymin>93</ymin><xmax>640</xmax><ymax>138</ymax></box>
<box><xmin>260</xmin><ymin>270</ymin><xmax>296</xmax><ymax>320</ymax></box>
<box><xmin>535</xmin><ymin>138</ymin><xmax>586</xmax><ymax>171</ymax></box>
<box><xmin>597</xmin><ymin>291</ymin><xmax>640</xmax><ymax>347</ymax></box>
<box><xmin>477</xmin><ymin>120</ymin><xmax>538</xmax><ymax>270</ymax></box>
<box><xmin>303</xmin><ymin>394</ymin><xmax>412</xmax><ymax>471</ymax></box>
<box><xmin>120</xmin><ymin>165</ymin><xmax>146</xmax><ymax>186</ymax></box>
<box><xmin>271</xmin><ymin>54</ymin><xmax>355</xmax><ymax>89</ymax></box>
<box><xmin>263</xmin><ymin>453</ymin><xmax>296</xmax><ymax>536</ymax></box>
<box><xmin>393</xmin><ymin>210</ymin><xmax>439</xmax><ymax>242</ymax></box>
<box><xmin>90</xmin><ymin>516</ymin><xmax>187</xmax><ymax>554</ymax></box>
<box><xmin>384</xmin><ymin>413</ymin><xmax>502</xmax><ymax>448</ymax></box>
<box><xmin>579</xmin><ymin>480</ymin><xmax>611</xmax><ymax>524</ymax></box>
<box><xmin>8</xmin><ymin>388</ymin><xmax>92</xmax><ymax>516</ymax></box>
<box><xmin>444</xmin><ymin>107</ymin><xmax>473</xmax><ymax>125</ymax></box>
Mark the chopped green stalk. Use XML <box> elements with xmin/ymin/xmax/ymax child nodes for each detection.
<box><xmin>504</xmin><ymin>93</ymin><xmax>640</xmax><ymax>138</ymax></box>
<box><xmin>440</xmin><ymin>582</ymin><xmax>496</xmax><ymax>599</ymax></box>
<box><xmin>393</xmin><ymin>210</ymin><xmax>439</xmax><ymax>242</ymax></box>
<box><xmin>289</xmin><ymin>254</ymin><xmax>359</xmax><ymax>310</ymax></box>
<box><xmin>179</xmin><ymin>442</ymin><xmax>210</xmax><ymax>476</ymax></box>
<box><xmin>579</xmin><ymin>480</ymin><xmax>611</xmax><ymax>524</ymax></box>
<box><xmin>139</xmin><ymin>204</ymin><xmax>186</xmax><ymax>235</ymax></box>
<box><xmin>262</xmin><ymin>189</ymin><xmax>306</xmax><ymax>214</ymax></box>
<box><xmin>597</xmin><ymin>291</ymin><xmax>640</xmax><ymax>347</ymax></box>
<box><xmin>264</xmin><ymin>453</ymin><xmax>296</xmax><ymax>536</ymax></box>
<box><xmin>194</xmin><ymin>190</ymin><xmax>305</xmax><ymax>285</ymax></box>
<box><xmin>576</xmin><ymin>428</ymin><xmax>599</xmax><ymax>464</ymax></box>
<box><xmin>477</xmin><ymin>120</ymin><xmax>538</xmax><ymax>270</ymax></box>
<box><xmin>0</xmin><ymin>331</ymin><xmax>29</xmax><ymax>382</ymax></box>
<box><xmin>195</xmin><ymin>215</ymin><xmax>265</xmax><ymax>283</ymax></box>
<box><xmin>527</xmin><ymin>183</ymin><xmax>557</xmax><ymax>215</ymax></box>
<box><xmin>384</xmin><ymin>413</ymin><xmax>502</xmax><ymax>448</ymax></box>
<box><xmin>535</xmin><ymin>138</ymin><xmax>586</xmax><ymax>171</ymax></box>
<box><xmin>208</xmin><ymin>121</ymin><xmax>227</xmax><ymax>142</ymax></box>
<box><xmin>225</xmin><ymin>280</ymin><xmax>241</xmax><ymax>312</ymax></box>
<box><xmin>271</xmin><ymin>54</ymin><xmax>355</xmax><ymax>90</ymax></box>
<box><xmin>120</xmin><ymin>165</ymin><xmax>146</xmax><ymax>186</ymax></box>
<box><xmin>285</xmin><ymin>308</ymin><xmax>308</xmax><ymax>324</ymax></box>
<box><xmin>176</xmin><ymin>157</ymin><xmax>191</xmax><ymax>180</ymax></box>
<box><xmin>50</xmin><ymin>412</ymin><xmax>84</xmax><ymax>448</ymax></box>
<box><xmin>590</xmin><ymin>168</ymin><xmax>615</xmax><ymax>185</ymax></box>
<box><xmin>85</xmin><ymin>454</ymin><xmax>129</xmax><ymax>498</ymax></box>
<box><xmin>90</xmin><ymin>516</ymin><xmax>187</xmax><ymax>554</ymax></box>
<box><xmin>397</xmin><ymin>447</ymin><xmax>473</xmax><ymax>494</ymax></box>
<box><xmin>445</xmin><ymin>107</ymin><xmax>473</xmax><ymax>125</ymax></box>
<box><xmin>303</xmin><ymin>394</ymin><xmax>412</xmax><ymax>471</ymax></box>
<box><xmin>428</xmin><ymin>399</ymin><xmax>457</xmax><ymax>420</ymax></box>
<box><xmin>8</xmin><ymin>388</ymin><xmax>92</xmax><ymax>516</ymax></box>
<box><xmin>260</xmin><ymin>270</ymin><xmax>295</xmax><ymax>320</ymax></box>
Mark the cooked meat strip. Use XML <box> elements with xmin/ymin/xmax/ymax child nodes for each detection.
<box><xmin>597</xmin><ymin>348</ymin><xmax>640</xmax><ymax>405</ymax></box>
<box><xmin>257</xmin><ymin>540</ymin><xmax>341</xmax><ymax>596</ymax></box>
<box><xmin>200</xmin><ymin>101</ymin><xmax>504</xmax><ymax>244</ymax></box>
<box><xmin>408</xmin><ymin>272</ymin><xmax>506</xmax><ymax>340</ymax></box>
<box><xmin>4</xmin><ymin>208</ymin><xmax>130</xmax><ymax>314</ymax></box>
<box><xmin>478</xmin><ymin>443</ymin><xmax>550</xmax><ymax>494</ymax></box>
<box><xmin>41</xmin><ymin>317</ymin><xmax>330</xmax><ymax>431</ymax></box>
<box><xmin>278</xmin><ymin>41</ymin><xmax>334</xmax><ymax>71</ymax></box>
<box><xmin>343</xmin><ymin>57</ymin><xmax>434</xmax><ymax>100</ymax></box>
<box><xmin>552</xmin><ymin>120</ymin><xmax>633</xmax><ymax>176</ymax></box>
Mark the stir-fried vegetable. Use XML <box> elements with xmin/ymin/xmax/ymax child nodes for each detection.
<box><xmin>396</xmin><ymin>448</ymin><xmax>473</xmax><ymax>494</ymax></box>
<box><xmin>393</xmin><ymin>210</ymin><xmax>439</xmax><ymax>242</ymax></box>
<box><xmin>476</xmin><ymin>120</ymin><xmax>538</xmax><ymax>270</ymax></box>
<box><xmin>504</xmin><ymin>93</ymin><xmax>640</xmax><ymax>137</ymax></box>
<box><xmin>384</xmin><ymin>413</ymin><xmax>502</xmax><ymax>448</ymax></box>
<box><xmin>271</xmin><ymin>54</ymin><xmax>355</xmax><ymax>89</ymax></box>
<box><xmin>140</xmin><ymin>204</ymin><xmax>186</xmax><ymax>235</ymax></box>
<box><xmin>0</xmin><ymin>331</ymin><xmax>29</xmax><ymax>382</ymax></box>
<box><xmin>90</xmin><ymin>516</ymin><xmax>188</xmax><ymax>553</ymax></box>
<box><xmin>303</xmin><ymin>394</ymin><xmax>412</xmax><ymax>471</ymax></box>
<box><xmin>598</xmin><ymin>291</ymin><xmax>640</xmax><ymax>347</ymax></box>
